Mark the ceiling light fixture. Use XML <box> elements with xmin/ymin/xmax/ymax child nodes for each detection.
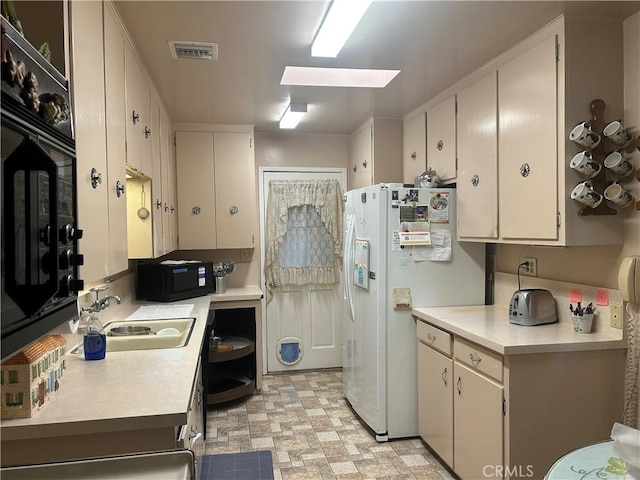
<box><xmin>279</xmin><ymin>103</ymin><xmax>307</xmax><ymax>129</ymax></box>
<box><xmin>311</xmin><ymin>0</ymin><xmax>372</xmax><ymax>58</ymax></box>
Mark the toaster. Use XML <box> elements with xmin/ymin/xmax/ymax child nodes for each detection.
<box><xmin>509</xmin><ymin>289</ymin><xmax>558</xmax><ymax>326</ymax></box>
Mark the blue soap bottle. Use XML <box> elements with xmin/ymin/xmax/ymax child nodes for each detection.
<box><xmin>83</xmin><ymin>313</ymin><xmax>106</xmax><ymax>360</ymax></box>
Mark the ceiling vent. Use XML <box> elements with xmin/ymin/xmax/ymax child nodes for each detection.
<box><xmin>168</xmin><ymin>41</ymin><xmax>218</xmax><ymax>61</ymax></box>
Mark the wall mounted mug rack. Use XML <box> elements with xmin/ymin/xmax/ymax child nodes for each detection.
<box><xmin>571</xmin><ymin>99</ymin><xmax>638</xmax><ymax>215</ymax></box>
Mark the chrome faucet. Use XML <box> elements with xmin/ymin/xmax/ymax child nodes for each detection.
<box><xmin>93</xmin><ymin>295</ymin><xmax>121</xmax><ymax>312</ymax></box>
<box><xmin>81</xmin><ymin>286</ymin><xmax>121</xmax><ymax>313</ymax></box>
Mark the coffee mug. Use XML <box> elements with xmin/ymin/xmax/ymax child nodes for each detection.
<box><xmin>569</xmin><ymin>151</ymin><xmax>601</xmax><ymax>177</ymax></box>
<box><xmin>571</xmin><ymin>181</ymin><xmax>603</xmax><ymax>208</ymax></box>
<box><xmin>604</xmin><ymin>182</ymin><xmax>634</xmax><ymax>207</ymax></box>
<box><xmin>570</xmin><ymin>121</ymin><xmax>601</xmax><ymax>149</ymax></box>
<box><xmin>603</xmin><ymin>120</ymin><xmax>633</xmax><ymax>147</ymax></box>
<box><xmin>604</xmin><ymin>151</ymin><xmax>634</xmax><ymax>177</ymax></box>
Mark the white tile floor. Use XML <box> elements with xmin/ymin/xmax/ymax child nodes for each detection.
<box><xmin>205</xmin><ymin>369</ymin><xmax>457</xmax><ymax>479</ymax></box>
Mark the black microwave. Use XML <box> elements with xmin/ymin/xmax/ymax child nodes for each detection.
<box><xmin>136</xmin><ymin>261</ymin><xmax>215</xmax><ymax>302</ymax></box>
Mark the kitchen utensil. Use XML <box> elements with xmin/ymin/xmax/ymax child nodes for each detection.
<box><xmin>108</xmin><ymin>325</ymin><xmax>155</xmax><ymax>336</ymax></box>
<box><xmin>415</xmin><ymin>168</ymin><xmax>441</xmax><ymax>188</ymax></box>
<box><xmin>137</xmin><ymin>185</ymin><xmax>150</xmax><ymax>220</ymax></box>
<box><xmin>509</xmin><ymin>289</ymin><xmax>558</xmax><ymax>326</ymax></box>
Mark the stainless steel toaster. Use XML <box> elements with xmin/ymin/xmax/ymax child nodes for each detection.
<box><xmin>509</xmin><ymin>289</ymin><xmax>558</xmax><ymax>326</ymax></box>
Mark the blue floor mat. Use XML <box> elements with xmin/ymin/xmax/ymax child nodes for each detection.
<box><xmin>200</xmin><ymin>450</ymin><xmax>274</xmax><ymax>480</ymax></box>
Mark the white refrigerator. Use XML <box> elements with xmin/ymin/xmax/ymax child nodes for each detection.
<box><xmin>343</xmin><ymin>184</ymin><xmax>486</xmax><ymax>441</ymax></box>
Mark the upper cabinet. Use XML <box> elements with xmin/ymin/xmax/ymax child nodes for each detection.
<box><xmin>124</xmin><ymin>42</ymin><xmax>152</xmax><ymax>177</ymax></box>
<box><xmin>426</xmin><ymin>96</ymin><xmax>456</xmax><ymax>183</ymax></box>
<box><xmin>70</xmin><ymin>0</ymin><xmax>128</xmax><ymax>285</ymax></box>
<box><xmin>175</xmin><ymin>130</ymin><xmax>257</xmax><ymax>250</ymax></box>
<box><xmin>70</xmin><ymin>0</ymin><xmax>176</xmax><ymax>275</ymax></box>
<box><xmin>457</xmin><ymin>72</ymin><xmax>498</xmax><ymax>240</ymax></box>
<box><xmin>349</xmin><ymin>117</ymin><xmax>403</xmax><ymax>190</ymax></box>
<box><xmin>406</xmin><ymin>15</ymin><xmax>624</xmax><ymax>246</ymax></box>
<box><xmin>498</xmin><ymin>36</ymin><xmax>558</xmax><ymax>241</ymax></box>
<box><xmin>403</xmin><ymin>113</ymin><xmax>427</xmax><ymax>185</ymax></box>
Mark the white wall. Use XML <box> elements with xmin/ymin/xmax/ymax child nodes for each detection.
<box><xmin>254</xmin><ymin>131</ymin><xmax>350</xmax><ymax>169</ymax></box>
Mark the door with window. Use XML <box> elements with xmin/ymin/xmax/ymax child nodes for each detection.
<box><xmin>260</xmin><ymin>169</ymin><xmax>346</xmax><ymax>373</ymax></box>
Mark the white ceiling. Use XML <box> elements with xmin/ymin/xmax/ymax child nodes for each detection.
<box><xmin>114</xmin><ymin>1</ymin><xmax>640</xmax><ymax>135</ymax></box>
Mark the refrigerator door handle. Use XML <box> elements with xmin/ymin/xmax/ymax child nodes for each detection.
<box><xmin>343</xmin><ymin>215</ymin><xmax>356</xmax><ymax>322</ymax></box>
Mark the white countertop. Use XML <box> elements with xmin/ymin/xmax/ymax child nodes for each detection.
<box><xmin>210</xmin><ymin>286</ymin><xmax>263</xmax><ymax>303</ymax></box>
<box><xmin>1</xmin><ymin>287</ymin><xmax>263</xmax><ymax>442</ymax></box>
<box><xmin>412</xmin><ymin>305</ymin><xmax>625</xmax><ymax>355</ymax></box>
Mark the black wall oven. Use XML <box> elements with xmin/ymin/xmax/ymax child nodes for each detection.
<box><xmin>1</xmin><ymin>16</ymin><xmax>83</xmax><ymax>360</ymax></box>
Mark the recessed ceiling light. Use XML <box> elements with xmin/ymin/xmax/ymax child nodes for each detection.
<box><xmin>281</xmin><ymin>66</ymin><xmax>400</xmax><ymax>88</ymax></box>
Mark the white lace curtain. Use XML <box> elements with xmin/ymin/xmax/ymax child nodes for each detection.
<box><xmin>265</xmin><ymin>179</ymin><xmax>343</xmax><ymax>287</ymax></box>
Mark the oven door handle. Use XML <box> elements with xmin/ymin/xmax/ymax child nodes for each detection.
<box><xmin>3</xmin><ymin>137</ymin><xmax>59</xmax><ymax>317</ymax></box>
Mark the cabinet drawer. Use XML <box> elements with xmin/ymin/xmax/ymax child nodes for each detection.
<box><xmin>454</xmin><ymin>337</ymin><xmax>503</xmax><ymax>383</ymax></box>
<box><xmin>417</xmin><ymin>321</ymin><xmax>452</xmax><ymax>356</ymax></box>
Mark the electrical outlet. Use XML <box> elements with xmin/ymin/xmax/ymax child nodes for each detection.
<box><xmin>610</xmin><ymin>305</ymin><xmax>623</xmax><ymax>329</ymax></box>
<box><xmin>521</xmin><ymin>257</ymin><xmax>537</xmax><ymax>277</ymax></box>
<box><xmin>240</xmin><ymin>249</ymin><xmax>253</xmax><ymax>263</ymax></box>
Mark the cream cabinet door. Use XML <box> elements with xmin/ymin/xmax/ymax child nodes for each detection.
<box><xmin>103</xmin><ymin>1</ymin><xmax>128</xmax><ymax>274</ymax></box>
<box><xmin>159</xmin><ymin>105</ymin><xmax>175</xmax><ymax>254</ymax></box>
<box><xmin>427</xmin><ymin>95</ymin><xmax>456</xmax><ymax>182</ymax></box>
<box><xmin>213</xmin><ymin>132</ymin><xmax>256</xmax><ymax>248</ymax></box>
<box><xmin>175</xmin><ymin>132</ymin><xmax>216</xmax><ymax>249</ymax></box>
<box><xmin>403</xmin><ymin>113</ymin><xmax>427</xmax><ymax>185</ymax></box>
<box><xmin>498</xmin><ymin>36</ymin><xmax>558</xmax><ymax>240</ymax></box>
<box><xmin>124</xmin><ymin>43</ymin><xmax>152</xmax><ymax>177</ymax></box>
<box><xmin>150</xmin><ymin>93</ymin><xmax>165</xmax><ymax>257</ymax></box>
<box><xmin>418</xmin><ymin>342</ymin><xmax>454</xmax><ymax>468</ymax></box>
<box><xmin>350</xmin><ymin>125</ymin><xmax>372</xmax><ymax>189</ymax></box>
<box><xmin>454</xmin><ymin>362</ymin><xmax>504</xmax><ymax>480</ymax></box>
<box><xmin>70</xmin><ymin>0</ymin><xmax>109</xmax><ymax>284</ymax></box>
<box><xmin>457</xmin><ymin>72</ymin><xmax>498</xmax><ymax>239</ymax></box>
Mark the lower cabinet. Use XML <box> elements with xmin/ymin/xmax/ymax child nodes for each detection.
<box><xmin>453</xmin><ymin>362</ymin><xmax>504</xmax><ymax>480</ymax></box>
<box><xmin>418</xmin><ymin>323</ymin><xmax>502</xmax><ymax>479</ymax></box>
<box><xmin>207</xmin><ymin>301</ymin><xmax>263</xmax><ymax>405</ymax></box>
<box><xmin>416</xmin><ymin>318</ymin><xmax>624</xmax><ymax>480</ymax></box>
<box><xmin>417</xmin><ymin>341</ymin><xmax>453</xmax><ymax>467</ymax></box>
<box><xmin>177</xmin><ymin>361</ymin><xmax>204</xmax><ymax>479</ymax></box>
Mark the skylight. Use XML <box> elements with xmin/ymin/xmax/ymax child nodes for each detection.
<box><xmin>281</xmin><ymin>66</ymin><xmax>400</xmax><ymax>88</ymax></box>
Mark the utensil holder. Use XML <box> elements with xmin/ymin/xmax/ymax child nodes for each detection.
<box><xmin>572</xmin><ymin>313</ymin><xmax>594</xmax><ymax>334</ymax></box>
<box><xmin>215</xmin><ymin>276</ymin><xmax>227</xmax><ymax>294</ymax></box>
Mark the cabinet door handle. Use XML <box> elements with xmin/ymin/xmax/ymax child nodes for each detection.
<box><xmin>353</xmin><ymin>164</ymin><xmax>357</xmax><ymax>173</ymax></box>
<box><xmin>456</xmin><ymin>376</ymin><xmax>462</xmax><ymax>395</ymax></box>
<box><xmin>362</xmin><ymin>160</ymin><xmax>367</xmax><ymax>168</ymax></box>
<box><xmin>156</xmin><ymin>199</ymin><xmax>162</xmax><ymax>210</ymax></box>
<box><xmin>115</xmin><ymin>180</ymin><xmax>125</xmax><ymax>198</ymax></box>
<box><xmin>436</xmin><ymin>140</ymin><xmax>444</xmax><ymax>151</ymax></box>
<box><xmin>441</xmin><ymin>367</ymin><xmax>448</xmax><ymax>386</ymax></box>
<box><xmin>469</xmin><ymin>353</ymin><xmax>482</xmax><ymax>364</ymax></box>
<box><xmin>471</xmin><ymin>174</ymin><xmax>479</xmax><ymax>187</ymax></box>
<box><xmin>132</xmin><ymin>110</ymin><xmax>140</xmax><ymax>125</ymax></box>
<box><xmin>192</xmin><ymin>206</ymin><xmax>201</xmax><ymax>215</ymax></box>
<box><xmin>145</xmin><ymin>126</ymin><xmax>151</xmax><ymax>138</ymax></box>
<box><xmin>427</xmin><ymin>333</ymin><xmax>436</xmax><ymax>343</ymax></box>
<box><xmin>90</xmin><ymin>168</ymin><xmax>102</xmax><ymax>188</ymax></box>
<box><xmin>230</xmin><ymin>206</ymin><xmax>239</xmax><ymax>215</ymax></box>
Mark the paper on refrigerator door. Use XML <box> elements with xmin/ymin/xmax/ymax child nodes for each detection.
<box><xmin>354</xmin><ymin>239</ymin><xmax>370</xmax><ymax>289</ymax></box>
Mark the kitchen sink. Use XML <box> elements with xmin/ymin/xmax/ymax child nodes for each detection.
<box><xmin>103</xmin><ymin>318</ymin><xmax>196</xmax><ymax>352</ymax></box>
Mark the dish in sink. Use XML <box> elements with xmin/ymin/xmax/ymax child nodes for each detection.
<box><xmin>103</xmin><ymin>318</ymin><xmax>196</xmax><ymax>351</ymax></box>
